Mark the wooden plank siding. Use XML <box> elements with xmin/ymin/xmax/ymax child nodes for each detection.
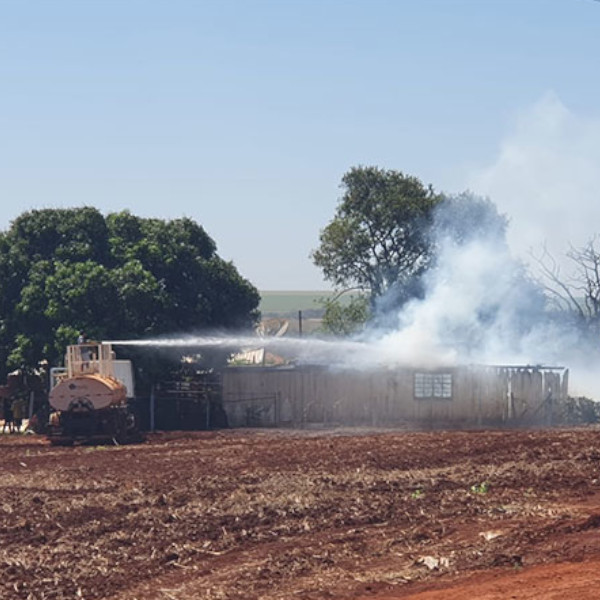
<box><xmin>221</xmin><ymin>365</ymin><xmax>569</xmax><ymax>429</ymax></box>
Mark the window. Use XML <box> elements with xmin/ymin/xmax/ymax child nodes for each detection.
<box><xmin>414</xmin><ymin>372</ymin><xmax>452</xmax><ymax>399</ymax></box>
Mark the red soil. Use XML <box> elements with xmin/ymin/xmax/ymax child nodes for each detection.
<box><xmin>1</xmin><ymin>427</ymin><xmax>600</xmax><ymax>599</ymax></box>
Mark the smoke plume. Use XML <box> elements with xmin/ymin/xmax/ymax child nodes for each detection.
<box><xmin>360</xmin><ymin>94</ymin><xmax>600</xmax><ymax>397</ymax></box>
<box><xmin>468</xmin><ymin>92</ymin><xmax>600</xmax><ymax>274</ymax></box>
<box><xmin>363</xmin><ymin>195</ymin><xmax>550</xmax><ymax>368</ymax></box>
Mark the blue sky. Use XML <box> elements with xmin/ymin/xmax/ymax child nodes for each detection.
<box><xmin>1</xmin><ymin>0</ymin><xmax>599</xmax><ymax>289</ymax></box>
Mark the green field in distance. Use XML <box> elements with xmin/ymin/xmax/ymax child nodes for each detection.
<box><xmin>259</xmin><ymin>291</ymin><xmax>331</xmax><ymax>315</ymax></box>
<box><xmin>259</xmin><ymin>290</ymin><xmax>364</xmax><ymax>316</ymax></box>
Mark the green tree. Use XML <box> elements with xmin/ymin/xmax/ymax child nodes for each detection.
<box><xmin>312</xmin><ymin>166</ymin><xmax>442</xmax><ymax>303</ymax></box>
<box><xmin>320</xmin><ymin>292</ymin><xmax>370</xmax><ymax>336</ymax></box>
<box><xmin>0</xmin><ymin>207</ymin><xmax>260</xmax><ymax>379</ymax></box>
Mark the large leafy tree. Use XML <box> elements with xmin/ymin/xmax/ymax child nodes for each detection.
<box><xmin>312</xmin><ymin>166</ymin><xmax>443</xmax><ymax>302</ymax></box>
<box><xmin>0</xmin><ymin>207</ymin><xmax>260</xmax><ymax>379</ymax></box>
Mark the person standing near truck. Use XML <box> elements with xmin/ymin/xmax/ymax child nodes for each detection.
<box><xmin>12</xmin><ymin>393</ymin><xmax>26</xmax><ymax>433</ymax></box>
<box><xmin>77</xmin><ymin>331</ymin><xmax>92</xmax><ymax>371</ymax></box>
<box><xmin>2</xmin><ymin>397</ymin><xmax>13</xmax><ymax>433</ymax></box>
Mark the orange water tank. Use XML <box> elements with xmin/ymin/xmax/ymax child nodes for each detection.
<box><xmin>49</xmin><ymin>374</ymin><xmax>127</xmax><ymax>411</ymax></box>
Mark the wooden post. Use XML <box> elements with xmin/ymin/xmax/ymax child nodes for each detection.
<box><xmin>298</xmin><ymin>310</ymin><xmax>303</xmax><ymax>337</ymax></box>
<box><xmin>274</xmin><ymin>391</ymin><xmax>280</xmax><ymax>426</ymax></box>
<box><xmin>150</xmin><ymin>385</ymin><xmax>155</xmax><ymax>432</ymax></box>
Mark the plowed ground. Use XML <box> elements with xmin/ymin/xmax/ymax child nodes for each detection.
<box><xmin>2</xmin><ymin>427</ymin><xmax>600</xmax><ymax>599</ymax></box>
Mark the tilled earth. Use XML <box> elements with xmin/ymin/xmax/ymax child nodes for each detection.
<box><xmin>2</xmin><ymin>427</ymin><xmax>600</xmax><ymax>599</ymax></box>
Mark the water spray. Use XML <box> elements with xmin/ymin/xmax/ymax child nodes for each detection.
<box><xmin>103</xmin><ymin>332</ymin><xmax>457</xmax><ymax>371</ymax></box>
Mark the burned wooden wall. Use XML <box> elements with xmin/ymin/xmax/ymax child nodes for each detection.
<box><xmin>221</xmin><ymin>364</ymin><xmax>569</xmax><ymax>428</ymax></box>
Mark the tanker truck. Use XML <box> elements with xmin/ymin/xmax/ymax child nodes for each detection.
<box><xmin>47</xmin><ymin>342</ymin><xmax>143</xmax><ymax>445</ymax></box>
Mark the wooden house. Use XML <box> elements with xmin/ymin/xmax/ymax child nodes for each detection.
<box><xmin>221</xmin><ymin>364</ymin><xmax>568</xmax><ymax>428</ymax></box>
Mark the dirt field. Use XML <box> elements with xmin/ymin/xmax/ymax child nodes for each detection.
<box><xmin>2</xmin><ymin>427</ymin><xmax>600</xmax><ymax>600</ymax></box>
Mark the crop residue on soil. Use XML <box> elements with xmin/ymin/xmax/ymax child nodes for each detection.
<box><xmin>2</xmin><ymin>428</ymin><xmax>600</xmax><ymax>599</ymax></box>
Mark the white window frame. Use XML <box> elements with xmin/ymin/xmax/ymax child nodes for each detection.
<box><xmin>414</xmin><ymin>372</ymin><xmax>453</xmax><ymax>400</ymax></box>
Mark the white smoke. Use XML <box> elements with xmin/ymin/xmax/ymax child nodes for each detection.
<box><xmin>361</xmin><ymin>93</ymin><xmax>600</xmax><ymax>397</ymax></box>
<box><xmin>363</xmin><ymin>202</ymin><xmax>549</xmax><ymax>370</ymax></box>
<box><xmin>467</xmin><ymin>93</ymin><xmax>600</xmax><ymax>397</ymax></box>
<box><xmin>468</xmin><ymin>92</ymin><xmax>600</xmax><ymax>271</ymax></box>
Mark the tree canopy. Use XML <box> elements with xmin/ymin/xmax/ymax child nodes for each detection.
<box><xmin>311</xmin><ymin>166</ymin><xmax>443</xmax><ymax>302</ymax></box>
<box><xmin>0</xmin><ymin>207</ymin><xmax>260</xmax><ymax>379</ymax></box>
<box><xmin>312</xmin><ymin>169</ymin><xmax>517</xmax><ymax>334</ymax></box>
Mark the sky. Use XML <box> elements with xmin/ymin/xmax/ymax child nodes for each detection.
<box><xmin>1</xmin><ymin>0</ymin><xmax>599</xmax><ymax>290</ymax></box>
